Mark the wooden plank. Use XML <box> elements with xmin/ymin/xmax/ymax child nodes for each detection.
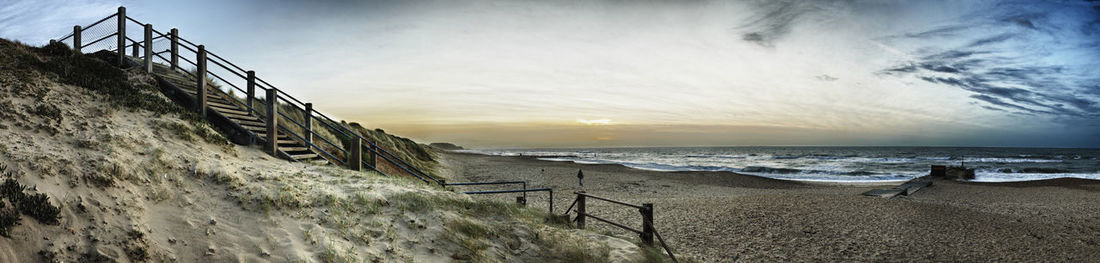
<box><xmin>209</xmin><ymin>106</ymin><xmax>250</xmax><ymax>116</ymax></box>
<box><xmin>221</xmin><ymin>112</ymin><xmax>261</xmax><ymax>122</ymax></box>
<box><xmin>291</xmin><ymin>153</ymin><xmax>319</xmax><ymax>160</ymax></box>
<box><xmin>279</xmin><ymin>146</ymin><xmax>309</xmax><ymax>152</ymax></box>
<box><xmin>208</xmin><ymin>101</ymin><xmax>245</xmax><ymax>111</ymax></box>
<box><xmin>275</xmin><ymin>139</ymin><xmax>298</xmax><ymax>145</ymax></box>
<box><xmin>234</xmin><ymin>119</ymin><xmax>265</xmax><ymax>127</ymax></box>
<box><xmin>254</xmin><ymin>132</ymin><xmax>289</xmax><ymax>140</ymax></box>
<box><xmin>900</xmin><ymin>181</ymin><xmax>932</xmax><ymax>196</ymax></box>
<box><xmin>241</xmin><ymin>125</ymin><xmax>266</xmax><ymax>132</ymax></box>
<box><xmin>862</xmin><ymin>189</ymin><xmax>903</xmax><ymax>198</ymax></box>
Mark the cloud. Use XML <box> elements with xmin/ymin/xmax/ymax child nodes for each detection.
<box><xmin>815</xmin><ymin>74</ymin><xmax>838</xmax><ymax>81</ymax></box>
<box><xmin>967</xmin><ymin>33</ymin><xmax>1016</xmax><ymax>47</ymax></box>
<box><xmin>879</xmin><ymin>0</ymin><xmax>1100</xmax><ymax>123</ymax></box>
<box><xmin>0</xmin><ymin>0</ymin><xmax>120</xmax><ymax>45</ymax></box>
<box><xmin>733</xmin><ymin>1</ymin><xmax>824</xmax><ymax>47</ymax></box>
<box><xmin>577</xmin><ymin>119</ymin><xmax>612</xmax><ymax>125</ymax></box>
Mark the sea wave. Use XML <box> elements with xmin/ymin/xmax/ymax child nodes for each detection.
<box><xmin>962</xmin><ymin>157</ymin><xmax>1062</xmax><ymax>163</ymax></box>
<box><xmin>972</xmin><ymin>172</ymin><xmax>1100</xmax><ymax>182</ymax></box>
<box><xmin>460</xmin><ymin>148</ymin><xmax>1098</xmax><ymax>183</ymax></box>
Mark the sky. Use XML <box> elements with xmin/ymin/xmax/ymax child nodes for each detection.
<box><xmin>2</xmin><ymin>0</ymin><xmax>1099</xmax><ymax>148</ymax></box>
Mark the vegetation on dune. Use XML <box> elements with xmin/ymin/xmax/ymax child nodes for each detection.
<box><xmin>0</xmin><ymin>168</ymin><xmax>62</xmax><ymax>237</ymax></box>
<box><xmin>0</xmin><ymin>39</ymin><xmax>229</xmax><ymax>146</ymax></box>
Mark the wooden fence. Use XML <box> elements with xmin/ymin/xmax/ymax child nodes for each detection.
<box><xmin>564</xmin><ymin>191</ymin><xmax>678</xmax><ymax>262</ymax></box>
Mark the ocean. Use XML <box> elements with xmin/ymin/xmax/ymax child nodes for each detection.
<box><xmin>457</xmin><ymin>147</ymin><xmax>1100</xmax><ymax>182</ymax></box>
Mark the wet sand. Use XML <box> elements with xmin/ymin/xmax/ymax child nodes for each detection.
<box><xmin>438</xmin><ymin>152</ymin><xmax>1100</xmax><ymax>262</ymax></box>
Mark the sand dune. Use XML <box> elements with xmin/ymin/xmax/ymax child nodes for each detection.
<box><xmin>0</xmin><ymin>40</ymin><xmax>644</xmax><ymax>262</ymax></box>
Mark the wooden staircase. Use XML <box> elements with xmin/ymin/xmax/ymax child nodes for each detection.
<box><xmin>58</xmin><ymin>8</ymin><xmax>445</xmax><ymax>183</ymax></box>
<box><xmin>146</xmin><ymin>61</ymin><xmax>325</xmax><ymax>163</ymax></box>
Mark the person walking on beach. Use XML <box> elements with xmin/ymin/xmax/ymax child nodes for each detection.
<box><xmin>577</xmin><ymin>169</ymin><xmax>584</xmax><ymax>187</ymax></box>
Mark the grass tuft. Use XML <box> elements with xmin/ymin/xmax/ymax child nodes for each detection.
<box><xmin>0</xmin><ymin>175</ymin><xmax>62</xmax><ymax>236</ymax></box>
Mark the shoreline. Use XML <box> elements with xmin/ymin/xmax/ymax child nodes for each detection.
<box><xmin>453</xmin><ymin>151</ymin><xmax>1100</xmax><ymax>186</ymax></box>
<box><xmin>438</xmin><ymin>151</ymin><xmax>1100</xmax><ymax>262</ymax></box>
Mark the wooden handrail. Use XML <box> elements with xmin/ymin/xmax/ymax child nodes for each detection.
<box><xmin>61</xmin><ymin>7</ymin><xmax>443</xmax><ymax>185</ymax></box>
<box><xmin>575</xmin><ymin>192</ymin><xmax>644</xmax><ymax>209</ymax></box>
<box><xmin>576</xmin><ymin>211</ymin><xmax>642</xmax><ymax>234</ymax></box>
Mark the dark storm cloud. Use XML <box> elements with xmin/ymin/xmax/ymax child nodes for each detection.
<box><xmin>880</xmin><ymin>0</ymin><xmax>1100</xmax><ymax>122</ymax></box>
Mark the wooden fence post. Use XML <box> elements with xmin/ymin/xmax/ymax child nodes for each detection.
<box><xmin>303</xmin><ymin>103</ymin><xmax>313</xmax><ymax>149</ymax></box>
<box><xmin>246</xmin><ymin>71</ymin><xmax>256</xmax><ymax>115</ymax></box>
<box><xmin>196</xmin><ymin>45</ymin><xmax>207</xmax><ymax>117</ymax></box>
<box><xmin>117</xmin><ymin>6</ymin><xmax>125</xmax><ymax>66</ymax></box>
<box><xmin>576</xmin><ymin>192</ymin><xmax>586</xmax><ymax>229</ymax></box>
<box><xmin>170</xmin><ymin>28</ymin><xmax>178</xmax><ymax>70</ymax></box>
<box><xmin>641</xmin><ymin>203</ymin><xmax>654</xmax><ymax>246</ymax></box>
<box><xmin>143</xmin><ymin>24</ymin><xmax>152</xmax><ymax>73</ymax></box>
<box><xmin>264</xmin><ymin>88</ymin><xmax>278</xmax><ymax>155</ymax></box>
<box><xmin>348</xmin><ymin>139</ymin><xmax>362</xmax><ymax>171</ymax></box>
<box><xmin>549</xmin><ymin>189</ymin><xmax>554</xmax><ymax>214</ymax></box>
<box><xmin>132</xmin><ymin>42</ymin><xmax>139</xmax><ymax>57</ymax></box>
<box><xmin>73</xmin><ymin>26</ymin><xmax>81</xmax><ymax>53</ymax></box>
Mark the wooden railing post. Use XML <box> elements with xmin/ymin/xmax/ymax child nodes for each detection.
<box><xmin>576</xmin><ymin>192</ymin><xmax>586</xmax><ymax>229</ymax></box>
<box><xmin>368</xmin><ymin>144</ymin><xmax>377</xmax><ymax>168</ymax></box>
<box><xmin>170</xmin><ymin>28</ymin><xmax>178</xmax><ymax>70</ymax></box>
<box><xmin>143</xmin><ymin>24</ymin><xmax>152</xmax><ymax>72</ymax></box>
<box><xmin>72</xmin><ymin>25</ymin><xmax>81</xmax><ymax>53</ymax></box>
<box><xmin>116</xmin><ymin>6</ymin><xmax>125</xmax><ymax>66</ymax></box>
<box><xmin>348</xmin><ymin>139</ymin><xmax>362</xmax><ymax>171</ymax></box>
<box><xmin>264</xmin><ymin>88</ymin><xmax>278</xmax><ymax>155</ymax></box>
<box><xmin>132</xmin><ymin>41</ymin><xmax>139</xmax><ymax>57</ymax></box>
<box><xmin>303</xmin><ymin>103</ymin><xmax>313</xmax><ymax>149</ymax></box>
<box><xmin>246</xmin><ymin>71</ymin><xmax>256</xmax><ymax>115</ymax></box>
<box><xmin>641</xmin><ymin>203</ymin><xmax>654</xmax><ymax>246</ymax></box>
<box><xmin>196</xmin><ymin>45</ymin><xmax>207</xmax><ymax>117</ymax></box>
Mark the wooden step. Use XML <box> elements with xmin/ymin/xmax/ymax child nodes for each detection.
<box><xmin>208</xmin><ymin>101</ymin><xmax>245</xmax><ymax>112</ymax></box>
<box><xmin>208</xmin><ymin>106</ymin><xmax>250</xmax><ymax>116</ymax></box>
<box><xmin>255</xmin><ymin>132</ymin><xmax>290</xmax><ymax>140</ymax></box>
<box><xmin>290</xmin><ymin>153</ymin><xmax>319</xmax><ymax>160</ymax></box>
<box><xmin>235</xmin><ymin>119</ymin><xmax>266</xmax><ymax>128</ymax></box>
<box><xmin>222</xmin><ymin>112</ymin><xmax>262</xmax><ymax>122</ymax></box>
<box><xmin>279</xmin><ymin>146</ymin><xmax>310</xmax><ymax>152</ymax></box>
<box><xmin>276</xmin><ymin>139</ymin><xmax>299</xmax><ymax>145</ymax></box>
<box><xmin>241</xmin><ymin>125</ymin><xmax>266</xmax><ymax>132</ymax></box>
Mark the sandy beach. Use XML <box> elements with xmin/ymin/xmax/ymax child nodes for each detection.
<box><xmin>439</xmin><ymin>151</ymin><xmax>1100</xmax><ymax>262</ymax></box>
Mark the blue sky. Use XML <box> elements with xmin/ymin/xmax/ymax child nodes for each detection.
<box><xmin>2</xmin><ymin>0</ymin><xmax>1098</xmax><ymax>148</ymax></box>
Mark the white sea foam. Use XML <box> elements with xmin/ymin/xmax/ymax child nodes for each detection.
<box><xmin>462</xmin><ymin>147</ymin><xmax>1098</xmax><ymax>183</ymax></box>
<box><xmin>963</xmin><ymin>157</ymin><xmax>1062</xmax><ymax>163</ymax></box>
<box><xmin>972</xmin><ymin>172</ymin><xmax>1100</xmax><ymax>182</ymax></box>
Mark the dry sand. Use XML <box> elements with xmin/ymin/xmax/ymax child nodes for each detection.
<box><xmin>439</xmin><ymin>152</ymin><xmax>1100</xmax><ymax>262</ymax></box>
